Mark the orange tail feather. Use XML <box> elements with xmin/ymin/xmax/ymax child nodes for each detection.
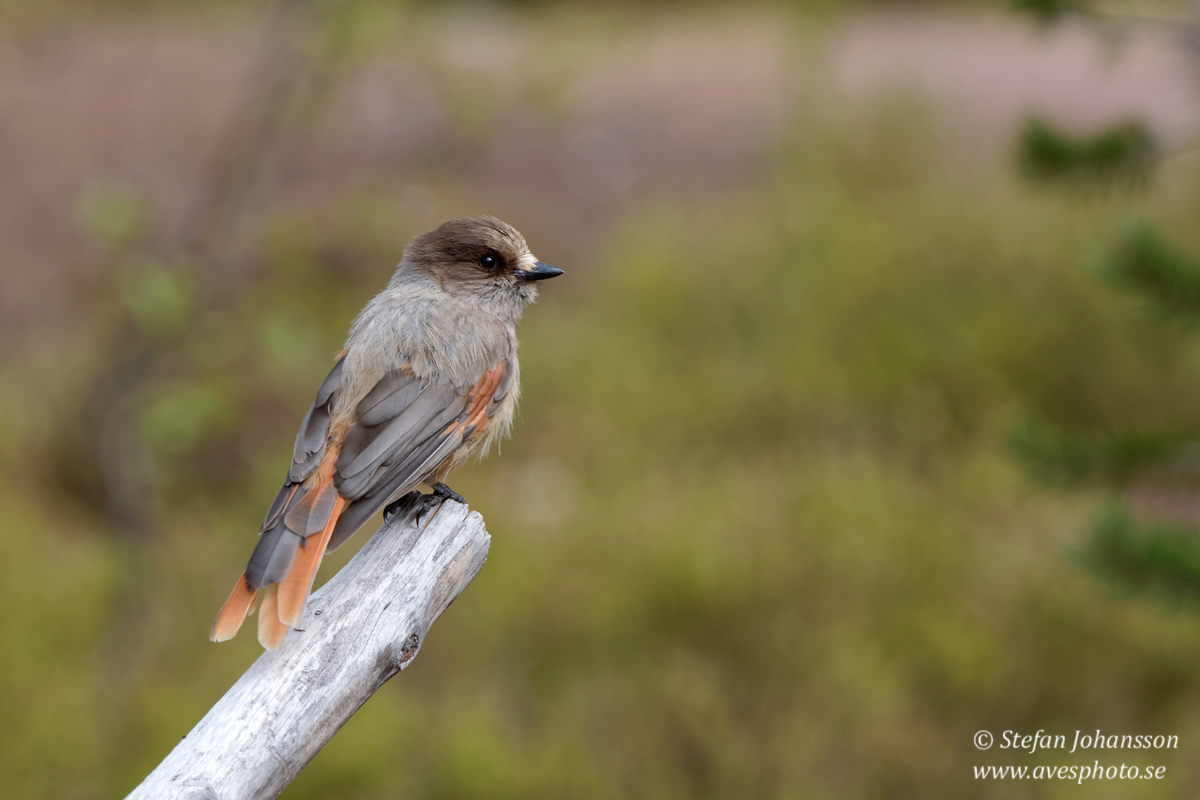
<box><xmin>210</xmin><ymin>577</ymin><xmax>258</xmax><ymax>642</ymax></box>
<box><xmin>258</xmin><ymin>584</ymin><xmax>288</xmax><ymax>650</ymax></box>
<box><xmin>277</xmin><ymin>496</ymin><xmax>346</xmax><ymax>628</ymax></box>
<box><xmin>214</xmin><ymin>460</ymin><xmax>345</xmax><ymax>648</ymax></box>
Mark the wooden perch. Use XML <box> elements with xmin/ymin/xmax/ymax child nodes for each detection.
<box><xmin>126</xmin><ymin>500</ymin><xmax>490</xmax><ymax>800</ymax></box>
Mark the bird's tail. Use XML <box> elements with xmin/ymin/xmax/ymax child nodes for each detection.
<box><xmin>210</xmin><ymin>479</ymin><xmax>346</xmax><ymax>650</ymax></box>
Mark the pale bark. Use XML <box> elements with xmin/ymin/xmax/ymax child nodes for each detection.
<box><xmin>126</xmin><ymin>501</ymin><xmax>490</xmax><ymax>800</ymax></box>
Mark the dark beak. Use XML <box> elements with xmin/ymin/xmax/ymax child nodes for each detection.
<box><xmin>517</xmin><ymin>261</ymin><xmax>565</xmax><ymax>282</ymax></box>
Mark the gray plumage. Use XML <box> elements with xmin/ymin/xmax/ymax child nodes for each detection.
<box><xmin>288</xmin><ymin>358</ymin><xmax>344</xmax><ymax>483</ymax></box>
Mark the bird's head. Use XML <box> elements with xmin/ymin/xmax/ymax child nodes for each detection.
<box><xmin>400</xmin><ymin>216</ymin><xmax>562</xmax><ymax>319</ymax></box>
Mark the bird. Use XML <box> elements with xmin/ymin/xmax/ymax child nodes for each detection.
<box><xmin>210</xmin><ymin>216</ymin><xmax>563</xmax><ymax>649</ymax></box>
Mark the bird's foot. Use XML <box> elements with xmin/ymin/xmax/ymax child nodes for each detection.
<box><xmin>430</xmin><ymin>482</ymin><xmax>465</xmax><ymax>505</ymax></box>
<box><xmin>413</xmin><ymin>483</ymin><xmax>465</xmax><ymax>525</ymax></box>
<box><xmin>383</xmin><ymin>484</ymin><xmax>466</xmax><ymax>528</ymax></box>
<box><xmin>383</xmin><ymin>491</ymin><xmax>422</xmax><ymax>527</ymax></box>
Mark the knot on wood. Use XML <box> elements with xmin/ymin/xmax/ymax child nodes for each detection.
<box><xmin>396</xmin><ymin>632</ymin><xmax>421</xmax><ymax>669</ymax></box>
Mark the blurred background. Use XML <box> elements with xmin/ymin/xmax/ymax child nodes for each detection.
<box><xmin>3</xmin><ymin>0</ymin><xmax>1200</xmax><ymax>797</ymax></box>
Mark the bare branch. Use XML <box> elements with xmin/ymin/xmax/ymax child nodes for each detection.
<box><xmin>125</xmin><ymin>501</ymin><xmax>490</xmax><ymax>800</ymax></box>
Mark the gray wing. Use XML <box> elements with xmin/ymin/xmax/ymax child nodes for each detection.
<box><xmin>327</xmin><ymin>351</ymin><xmax>515</xmax><ymax>551</ymax></box>
<box><xmin>247</xmin><ymin>356</ymin><xmax>346</xmax><ymax>587</ymax></box>
<box><xmin>246</xmin><ymin>349</ymin><xmax>515</xmax><ymax>584</ymax></box>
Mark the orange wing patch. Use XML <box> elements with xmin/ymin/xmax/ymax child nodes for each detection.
<box><xmin>465</xmin><ymin>362</ymin><xmax>504</xmax><ymax>431</ymax></box>
<box><xmin>441</xmin><ymin>361</ymin><xmax>504</xmax><ymax>438</ymax></box>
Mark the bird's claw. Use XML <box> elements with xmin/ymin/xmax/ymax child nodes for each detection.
<box><xmin>383</xmin><ymin>484</ymin><xmax>466</xmax><ymax>528</ymax></box>
<box><xmin>383</xmin><ymin>491</ymin><xmax>422</xmax><ymax>527</ymax></box>
<box><xmin>414</xmin><ymin>483</ymin><xmax>465</xmax><ymax>524</ymax></box>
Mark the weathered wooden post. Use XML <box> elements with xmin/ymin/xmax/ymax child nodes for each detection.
<box><xmin>126</xmin><ymin>501</ymin><xmax>489</xmax><ymax>800</ymax></box>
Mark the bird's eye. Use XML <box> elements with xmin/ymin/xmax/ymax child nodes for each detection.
<box><xmin>479</xmin><ymin>255</ymin><xmax>498</xmax><ymax>270</ymax></box>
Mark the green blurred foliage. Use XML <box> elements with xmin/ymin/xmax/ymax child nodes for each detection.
<box><xmin>1008</xmin><ymin>2</ymin><xmax>1200</xmax><ymax>622</ymax></box>
<box><xmin>1100</xmin><ymin>223</ymin><xmax>1200</xmax><ymax>323</ymax></box>
<box><xmin>119</xmin><ymin>258</ymin><xmax>198</xmax><ymax>336</ymax></box>
<box><xmin>1084</xmin><ymin>508</ymin><xmax>1200</xmax><ymax>605</ymax></box>
<box><xmin>1009</xmin><ymin>0</ymin><xmax>1080</xmax><ymax>24</ymax></box>
<box><xmin>3</xmin><ymin>2</ymin><xmax>1200</xmax><ymax>800</ymax></box>
<box><xmin>1011</xmin><ymin>423</ymin><xmax>1183</xmax><ymax>488</ymax></box>
<box><xmin>1019</xmin><ymin>117</ymin><xmax>1158</xmax><ymax>184</ymax></box>
<box><xmin>77</xmin><ymin>181</ymin><xmax>150</xmax><ymax>250</ymax></box>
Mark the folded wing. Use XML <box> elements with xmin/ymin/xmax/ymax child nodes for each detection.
<box><xmin>211</xmin><ymin>346</ymin><xmax>516</xmax><ymax>648</ymax></box>
<box><xmin>328</xmin><ymin>352</ymin><xmax>513</xmax><ymax>550</ymax></box>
